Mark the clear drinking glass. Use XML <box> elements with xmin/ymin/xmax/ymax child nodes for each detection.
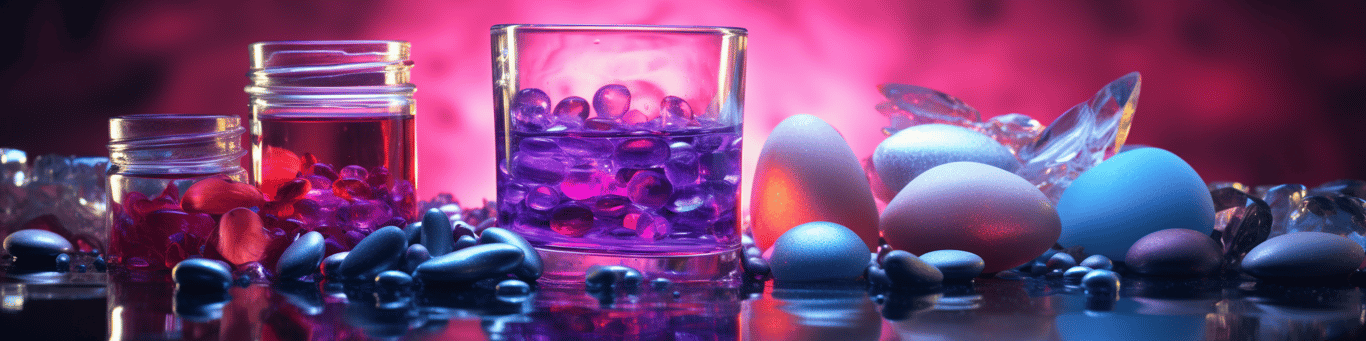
<box><xmin>492</xmin><ymin>25</ymin><xmax>748</xmax><ymax>283</ymax></box>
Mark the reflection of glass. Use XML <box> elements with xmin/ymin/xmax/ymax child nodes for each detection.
<box><xmin>511</xmin><ymin>283</ymin><xmax>741</xmax><ymax>340</ymax></box>
<box><xmin>492</xmin><ymin>25</ymin><xmax>748</xmax><ymax>283</ymax></box>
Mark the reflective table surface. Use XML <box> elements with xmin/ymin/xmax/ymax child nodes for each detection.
<box><xmin>2</xmin><ymin>270</ymin><xmax>1364</xmax><ymax>341</ymax></box>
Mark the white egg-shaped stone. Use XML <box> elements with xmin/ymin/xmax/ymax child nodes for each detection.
<box><xmin>752</xmin><ymin>114</ymin><xmax>880</xmax><ymax>250</ymax></box>
<box><xmin>872</xmin><ymin>124</ymin><xmax>1020</xmax><ymax>201</ymax></box>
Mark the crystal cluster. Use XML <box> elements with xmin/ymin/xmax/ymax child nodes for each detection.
<box><xmin>867</xmin><ymin>72</ymin><xmax>1140</xmax><ymax>202</ymax></box>
<box><xmin>501</xmin><ymin>84</ymin><xmax>741</xmax><ymax>252</ymax></box>
<box><xmin>0</xmin><ymin>148</ymin><xmax>108</xmax><ymax>254</ymax></box>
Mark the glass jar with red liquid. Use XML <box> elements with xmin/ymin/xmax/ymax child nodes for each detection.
<box><xmin>106</xmin><ymin>114</ymin><xmax>254</xmax><ymax>278</ymax></box>
<box><xmin>246</xmin><ymin>41</ymin><xmax>418</xmax><ymax>256</ymax></box>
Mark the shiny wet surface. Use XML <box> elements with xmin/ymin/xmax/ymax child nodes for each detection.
<box><xmin>1</xmin><ymin>271</ymin><xmax>1363</xmax><ymax>340</ymax></box>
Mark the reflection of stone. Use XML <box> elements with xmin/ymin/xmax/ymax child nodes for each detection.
<box><xmin>872</xmin><ymin>73</ymin><xmax>1140</xmax><ymax>203</ymax></box>
<box><xmin>762</xmin><ymin>286</ymin><xmax>883</xmax><ymax>341</ymax></box>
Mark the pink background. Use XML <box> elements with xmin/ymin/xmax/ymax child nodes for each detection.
<box><xmin>2</xmin><ymin>1</ymin><xmax>1363</xmax><ymax>207</ymax></box>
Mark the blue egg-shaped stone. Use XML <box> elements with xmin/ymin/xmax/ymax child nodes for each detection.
<box><xmin>1241</xmin><ymin>231</ymin><xmax>1365</xmax><ymax>279</ymax></box>
<box><xmin>769</xmin><ymin>222</ymin><xmax>871</xmax><ymax>282</ymax></box>
<box><xmin>1063</xmin><ymin>266</ymin><xmax>1093</xmax><ymax>284</ymax></box>
<box><xmin>338</xmin><ymin>226</ymin><xmax>407</xmax><ymax>281</ymax></box>
<box><xmin>1079</xmin><ymin>254</ymin><xmax>1113</xmax><ymax>270</ymax></box>
<box><xmin>375</xmin><ymin>270</ymin><xmax>413</xmax><ymax>290</ymax></box>
<box><xmin>413</xmin><ymin>243</ymin><xmax>524</xmax><ymax>283</ymax></box>
<box><xmin>276</xmin><ymin>231</ymin><xmax>325</xmax><ymax>280</ymax></box>
<box><xmin>478</xmin><ymin>227</ymin><xmax>543</xmax><ymax>281</ymax></box>
<box><xmin>173</xmin><ymin>258</ymin><xmax>233</xmax><ymax>292</ymax></box>
<box><xmin>871</xmin><ymin>124</ymin><xmax>1021</xmax><ymax>201</ymax></box>
<box><xmin>1057</xmin><ymin>148</ymin><xmax>1216</xmax><ymax>260</ymax></box>
<box><xmin>882</xmin><ymin>250</ymin><xmax>944</xmax><ymax>287</ymax></box>
<box><xmin>321</xmin><ymin>252</ymin><xmax>347</xmax><ymax>279</ymax></box>
<box><xmin>1046</xmin><ymin>253</ymin><xmax>1077</xmax><ymax>271</ymax></box>
<box><xmin>1124</xmin><ymin>228</ymin><xmax>1222</xmax><ymax>277</ymax></box>
<box><xmin>919</xmin><ymin>250</ymin><xmax>985</xmax><ymax>281</ymax></box>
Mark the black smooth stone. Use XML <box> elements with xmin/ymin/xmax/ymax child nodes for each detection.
<box><xmin>276</xmin><ymin>231</ymin><xmax>325</xmax><ymax>280</ymax></box>
<box><xmin>413</xmin><ymin>243</ymin><xmax>524</xmax><ymax>283</ymax></box>
<box><xmin>375</xmin><ymin>270</ymin><xmax>413</xmax><ymax>290</ymax></box>
<box><xmin>93</xmin><ymin>255</ymin><xmax>107</xmax><ymax>272</ymax></box>
<box><xmin>1045</xmin><ymin>253</ymin><xmax>1077</xmax><ymax>271</ymax></box>
<box><xmin>743</xmin><ymin>256</ymin><xmax>771</xmax><ymax>280</ymax></box>
<box><xmin>75</xmin><ymin>264</ymin><xmax>87</xmax><ymax>273</ymax></box>
<box><xmin>650</xmin><ymin>278</ymin><xmax>672</xmax><ymax>291</ymax></box>
<box><xmin>339</xmin><ymin>226</ymin><xmax>407</xmax><ymax>281</ymax></box>
<box><xmin>478</xmin><ymin>227</ymin><xmax>544</xmax><ymax>281</ymax></box>
<box><xmin>919</xmin><ymin>250</ymin><xmax>985</xmax><ymax>281</ymax></box>
<box><xmin>404</xmin><ymin>223</ymin><xmax>423</xmax><ymax>245</ymax></box>
<box><xmin>1081</xmin><ymin>269</ymin><xmax>1121</xmax><ymax>294</ymax></box>
<box><xmin>882</xmin><ymin>250</ymin><xmax>943</xmax><ymax>288</ymax></box>
<box><xmin>867</xmin><ymin>266</ymin><xmax>892</xmax><ymax>287</ymax></box>
<box><xmin>54</xmin><ymin>253</ymin><xmax>69</xmax><ymax>272</ymax></box>
<box><xmin>453</xmin><ymin>221</ymin><xmax>478</xmax><ymax>240</ymax></box>
<box><xmin>1125</xmin><ymin>228</ymin><xmax>1222</xmax><ymax>277</ymax></box>
<box><xmin>1063</xmin><ymin>266</ymin><xmax>1092</xmax><ymax>284</ymax></box>
<box><xmin>322</xmin><ymin>252</ymin><xmax>349</xmax><ymax>279</ymax></box>
<box><xmin>1027</xmin><ymin>261</ymin><xmax>1048</xmax><ymax>276</ymax></box>
<box><xmin>453</xmin><ymin>235</ymin><xmax>477</xmax><ymax>252</ymax></box>
<box><xmin>1241</xmin><ymin>231</ymin><xmax>1365</xmax><ymax>279</ymax></box>
<box><xmin>421</xmin><ymin>208</ymin><xmax>454</xmax><ymax>256</ymax></box>
<box><xmin>495</xmin><ymin>279</ymin><xmax>531</xmax><ymax>296</ymax></box>
<box><xmin>403</xmin><ymin>244</ymin><xmax>432</xmax><ymax>273</ymax></box>
<box><xmin>585</xmin><ymin>265</ymin><xmax>643</xmax><ymax>290</ymax></box>
<box><xmin>3</xmin><ymin>229</ymin><xmax>73</xmax><ymax>267</ymax></box>
<box><xmin>172</xmin><ymin>258</ymin><xmax>233</xmax><ymax>292</ymax></box>
<box><xmin>1079</xmin><ymin>254</ymin><xmax>1113</xmax><ymax>270</ymax></box>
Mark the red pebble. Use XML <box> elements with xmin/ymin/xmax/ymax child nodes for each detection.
<box><xmin>312</xmin><ymin>163</ymin><xmax>338</xmax><ymax>181</ymax></box>
<box><xmin>274</xmin><ymin>178</ymin><xmax>311</xmax><ymax>202</ymax></box>
<box><xmin>332</xmin><ymin>179</ymin><xmax>372</xmax><ymax>200</ymax></box>
<box><xmin>259</xmin><ymin>146</ymin><xmax>303</xmax><ymax>201</ymax></box>
<box><xmin>182</xmin><ymin>176</ymin><xmax>266</xmax><ymax>215</ymax></box>
<box><xmin>366</xmin><ymin>166</ymin><xmax>390</xmax><ymax>187</ymax></box>
<box><xmin>217</xmin><ymin>207</ymin><xmax>270</xmax><ymax>265</ymax></box>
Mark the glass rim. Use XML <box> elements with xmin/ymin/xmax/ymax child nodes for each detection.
<box><xmin>249</xmin><ymin>40</ymin><xmax>410</xmax><ymax>48</ymax></box>
<box><xmin>491</xmin><ymin>24</ymin><xmax>746</xmax><ymax>35</ymax></box>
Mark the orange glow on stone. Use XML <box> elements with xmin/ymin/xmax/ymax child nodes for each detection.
<box><xmin>217</xmin><ymin>207</ymin><xmax>269</xmax><ymax>265</ymax></box>
<box><xmin>259</xmin><ymin>145</ymin><xmax>302</xmax><ymax>201</ymax></box>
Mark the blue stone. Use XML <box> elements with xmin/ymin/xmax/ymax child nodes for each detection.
<box><xmin>338</xmin><ymin>226</ymin><xmax>407</xmax><ymax>281</ymax></box>
<box><xmin>1241</xmin><ymin>231</ymin><xmax>1365</xmax><ymax>279</ymax></box>
<box><xmin>919</xmin><ymin>250</ymin><xmax>985</xmax><ymax>281</ymax></box>
<box><xmin>1081</xmin><ymin>269</ymin><xmax>1121</xmax><ymax>294</ymax></box>
<box><xmin>413</xmin><ymin>243</ymin><xmax>524</xmax><ymax>283</ymax></box>
<box><xmin>1125</xmin><ymin>228</ymin><xmax>1222</xmax><ymax>277</ymax></box>
<box><xmin>478</xmin><ymin>227</ymin><xmax>543</xmax><ymax>281</ymax></box>
<box><xmin>1045</xmin><ymin>253</ymin><xmax>1077</xmax><ymax>271</ymax></box>
<box><xmin>403</xmin><ymin>244</ymin><xmax>431</xmax><ymax>273</ymax></box>
<box><xmin>421</xmin><ymin>208</ymin><xmax>454</xmax><ymax>256</ymax></box>
<box><xmin>276</xmin><ymin>231</ymin><xmax>325</xmax><ymax>280</ymax></box>
<box><xmin>3</xmin><ymin>229</ymin><xmax>73</xmax><ymax>268</ymax></box>
<box><xmin>321</xmin><ymin>252</ymin><xmax>348</xmax><ymax>279</ymax></box>
<box><xmin>1064</xmin><ymin>266</ymin><xmax>1093</xmax><ymax>284</ymax></box>
<box><xmin>172</xmin><ymin>258</ymin><xmax>233</xmax><ymax>292</ymax></box>
<box><xmin>769</xmin><ymin>222</ymin><xmax>871</xmax><ymax>282</ymax></box>
<box><xmin>1079</xmin><ymin>254</ymin><xmax>1113</xmax><ymax>270</ymax></box>
<box><xmin>495</xmin><ymin>279</ymin><xmax>531</xmax><ymax>296</ymax></box>
<box><xmin>375</xmin><ymin>270</ymin><xmax>413</xmax><ymax>290</ymax></box>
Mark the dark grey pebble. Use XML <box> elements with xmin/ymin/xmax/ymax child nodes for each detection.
<box><xmin>743</xmin><ymin>256</ymin><xmax>771</xmax><ymax>280</ymax></box>
<box><xmin>882</xmin><ymin>250</ymin><xmax>943</xmax><ymax>288</ymax></box>
<box><xmin>322</xmin><ymin>252</ymin><xmax>348</xmax><ymax>279</ymax></box>
<box><xmin>585</xmin><ymin>265</ymin><xmax>643</xmax><ymax>290</ymax></box>
<box><xmin>403</xmin><ymin>244</ymin><xmax>432</xmax><ymax>273</ymax></box>
<box><xmin>421</xmin><ymin>208</ymin><xmax>454</xmax><ymax>256</ymax></box>
<box><xmin>453</xmin><ymin>221</ymin><xmax>478</xmax><ymax>240</ymax></box>
<box><xmin>75</xmin><ymin>264</ymin><xmax>87</xmax><ymax>273</ymax></box>
<box><xmin>495</xmin><ymin>279</ymin><xmax>530</xmax><ymax>296</ymax></box>
<box><xmin>413</xmin><ymin>243</ymin><xmax>524</xmax><ymax>283</ymax></box>
<box><xmin>453</xmin><ymin>235</ymin><xmax>477</xmax><ymax>252</ymax></box>
<box><xmin>1045</xmin><ymin>253</ymin><xmax>1076</xmax><ymax>271</ymax></box>
<box><xmin>338</xmin><ymin>226</ymin><xmax>407</xmax><ymax>281</ymax></box>
<box><xmin>1063</xmin><ymin>266</ymin><xmax>1092</xmax><ymax>284</ymax></box>
<box><xmin>3</xmin><ymin>229</ymin><xmax>73</xmax><ymax>263</ymax></box>
<box><xmin>650</xmin><ymin>278</ymin><xmax>672</xmax><ymax>291</ymax></box>
<box><xmin>276</xmin><ymin>231</ymin><xmax>325</xmax><ymax>280</ymax></box>
<box><xmin>1027</xmin><ymin>261</ymin><xmax>1048</xmax><ymax>276</ymax></box>
<box><xmin>478</xmin><ymin>227</ymin><xmax>543</xmax><ymax>281</ymax></box>
<box><xmin>1125</xmin><ymin>228</ymin><xmax>1222</xmax><ymax>277</ymax></box>
<box><xmin>172</xmin><ymin>258</ymin><xmax>233</xmax><ymax>292</ymax></box>
<box><xmin>920</xmin><ymin>250</ymin><xmax>985</xmax><ymax>281</ymax></box>
<box><xmin>744</xmin><ymin>246</ymin><xmax>763</xmax><ymax>259</ymax></box>
<box><xmin>867</xmin><ymin>266</ymin><xmax>892</xmax><ymax>287</ymax></box>
<box><xmin>375</xmin><ymin>270</ymin><xmax>413</xmax><ymax>290</ymax></box>
<box><xmin>769</xmin><ymin>222</ymin><xmax>870</xmax><ymax>282</ymax></box>
<box><xmin>1079</xmin><ymin>254</ymin><xmax>1113</xmax><ymax>270</ymax></box>
<box><xmin>475</xmin><ymin>218</ymin><xmax>497</xmax><ymax>232</ymax></box>
<box><xmin>54</xmin><ymin>253</ymin><xmax>70</xmax><ymax>272</ymax></box>
<box><xmin>1241</xmin><ymin>231</ymin><xmax>1365</xmax><ymax>279</ymax></box>
<box><xmin>1081</xmin><ymin>269</ymin><xmax>1121</xmax><ymax>294</ymax></box>
<box><xmin>93</xmin><ymin>255</ymin><xmax>107</xmax><ymax>272</ymax></box>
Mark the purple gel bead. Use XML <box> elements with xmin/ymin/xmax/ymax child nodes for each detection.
<box><xmin>626</xmin><ymin>169</ymin><xmax>673</xmax><ymax>209</ymax></box>
<box><xmin>549</xmin><ymin>203</ymin><xmax>595</xmax><ymax>237</ymax></box>
<box><xmin>592</xmin><ymin>84</ymin><xmax>631</xmax><ymax>119</ymax></box>
<box><xmin>615</xmin><ymin>137</ymin><xmax>670</xmax><ymax>169</ymax></box>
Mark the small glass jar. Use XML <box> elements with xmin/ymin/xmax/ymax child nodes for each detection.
<box><xmin>246</xmin><ymin>41</ymin><xmax>417</xmax><ymax>251</ymax></box>
<box><xmin>106</xmin><ymin>114</ymin><xmax>247</xmax><ymax>276</ymax></box>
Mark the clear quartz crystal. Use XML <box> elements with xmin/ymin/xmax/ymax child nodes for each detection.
<box><xmin>870</xmin><ymin>72</ymin><xmax>1140</xmax><ymax>202</ymax></box>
